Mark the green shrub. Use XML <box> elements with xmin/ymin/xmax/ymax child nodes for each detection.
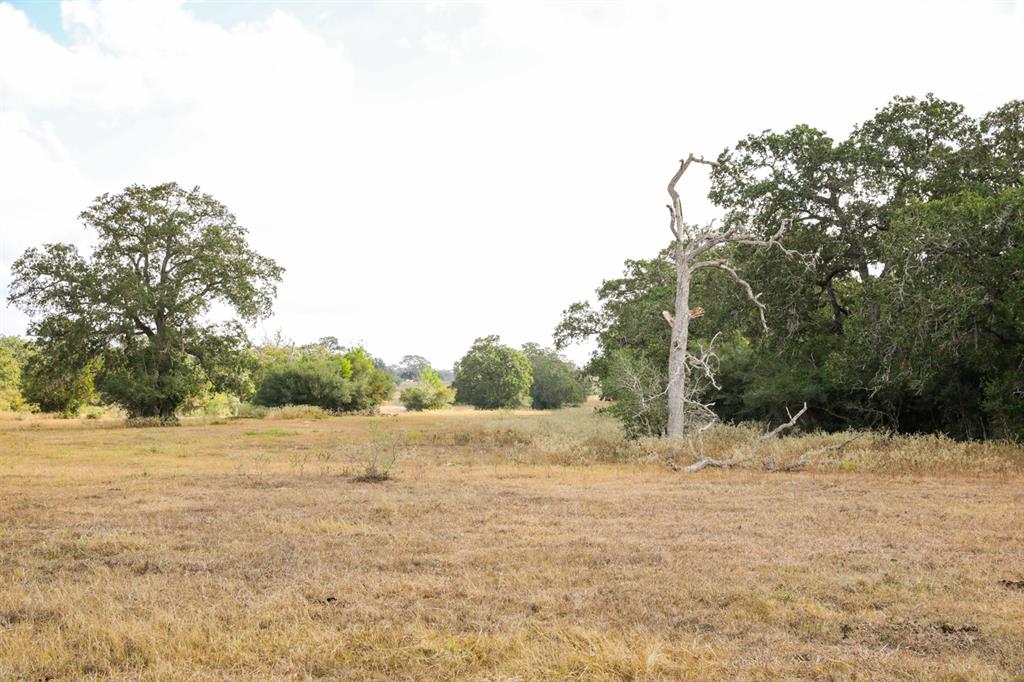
<box><xmin>254</xmin><ymin>347</ymin><xmax>393</xmax><ymax>413</ymax></box>
<box><xmin>0</xmin><ymin>338</ymin><xmax>29</xmax><ymax>411</ymax></box>
<box><xmin>265</xmin><ymin>405</ymin><xmax>329</xmax><ymax>420</ymax></box>
<box><xmin>21</xmin><ymin>351</ymin><xmax>98</xmax><ymax>417</ymax></box>
<box><xmin>453</xmin><ymin>336</ymin><xmax>533</xmax><ymax>409</ymax></box>
<box><xmin>522</xmin><ymin>343</ymin><xmax>586</xmax><ymax>409</ymax></box>
<box><xmin>400</xmin><ymin>367</ymin><xmax>455</xmax><ymax>411</ymax></box>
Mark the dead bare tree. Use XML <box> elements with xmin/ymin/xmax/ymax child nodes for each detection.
<box><xmin>664</xmin><ymin>153</ymin><xmax>802</xmax><ymax>440</ymax></box>
<box><xmin>659</xmin><ymin>156</ymin><xmax>868</xmax><ymax>472</ymax></box>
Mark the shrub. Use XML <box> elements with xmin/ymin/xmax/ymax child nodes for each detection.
<box><xmin>400</xmin><ymin>367</ymin><xmax>455</xmax><ymax>411</ymax></box>
<box><xmin>21</xmin><ymin>351</ymin><xmax>98</xmax><ymax>417</ymax></box>
<box><xmin>453</xmin><ymin>336</ymin><xmax>533</xmax><ymax>409</ymax></box>
<box><xmin>253</xmin><ymin>347</ymin><xmax>393</xmax><ymax>413</ymax></box>
<box><xmin>522</xmin><ymin>343</ymin><xmax>586</xmax><ymax>409</ymax></box>
<box><xmin>265</xmin><ymin>405</ymin><xmax>329</xmax><ymax>420</ymax></box>
<box><xmin>602</xmin><ymin>349</ymin><xmax>667</xmax><ymax>438</ymax></box>
<box><xmin>0</xmin><ymin>338</ymin><xmax>29</xmax><ymax>411</ymax></box>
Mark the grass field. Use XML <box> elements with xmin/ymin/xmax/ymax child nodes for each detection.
<box><xmin>1</xmin><ymin>405</ymin><xmax>1023</xmax><ymax>680</ymax></box>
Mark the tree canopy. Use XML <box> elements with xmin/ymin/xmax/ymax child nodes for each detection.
<box><xmin>453</xmin><ymin>336</ymin><xmax>533</xmax><ymax>409</ymax></box>
<box><xmin>8</xmin><ymin>183</ymin><xmax>283</xmax><ymax>421</ymax></box>
<box><xmin>521</xmin><ymin>343</ymin><xmax>586</xmax><ymax>410</ymax></box>
<box><xmin>558</xmin><ymin>95</ymin><xmax>1024</xmax><ymax>439</ymax></box>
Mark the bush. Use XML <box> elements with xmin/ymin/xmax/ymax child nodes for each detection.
<box><xmin>253</xmin><ymin>347</ymin><xmax>393</xmax><ymax>413</ymax></box>
<box><xmin>602</xmin><ymin>349</ymin><xmax>667</xmax><ymax>438</ymax></box>
<box><xmin>453</xmin><ymin>336</ymin><xmax>533</xmax><ymax>409</ymax></box>
<box><xmin>522</xmin><ymin>343</ymin><xmax>586</xmax><ymax>409</ymax></box>
<box><xmin>400</xmin><ymin>367</ymin><xmax>455</xmax><ymax>411</ymax></box>
<box><xmin>21</xmin><ymin>350</ymin><xmax>98</xmax><ymax>417</ymax></box>
<box><xmin>0</xmin><ymin>338</ymin><xmax>29</xmax><ymax>411</ymax></box>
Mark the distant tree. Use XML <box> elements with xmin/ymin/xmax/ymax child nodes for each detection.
<box><xmin>0</xmin><ymin>337</ymin><xmax>30</xmax><ymax>411</ymax></box>
<box><xmin>396</xmin><ymin>355</ymin><xmax>432</xmax><ymax>381</ymax></box>
<box><xmin>453</xmin><ymin>336</ymin><xmax>532</xmax><ymax>409</ymax></box>
<box><xmin>521</xmin><ymin>343</ymin><xmax>586</xmax><ymax>409</ymax></box>
<box><xmin>8</xmin><ymin>183</ymin><xmax>283</xmax><ymax>422</ymax></box>
<box><xmin>400</xmin><ymin>366</ymin><xmax>455</xmax><ymax>411</ymax></box>
<box><xmin>254</xmin><ymin>347</ymin><xmax>394</xmax><ymax>412</ymax></box>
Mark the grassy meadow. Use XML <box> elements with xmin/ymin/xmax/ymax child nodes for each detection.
<box><xmin>1</xmin><ymin>403</ymin><xmax>1023</xmax><ymax>680</ymax></box>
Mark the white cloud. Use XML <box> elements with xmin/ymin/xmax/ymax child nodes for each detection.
<box><xmin>0</xmin><ymin>0</ymin><xmax>1021</xmax><ymax>366</ymax></box>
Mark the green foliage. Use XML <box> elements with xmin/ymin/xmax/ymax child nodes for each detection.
<box><xmin>0</xmin><ymin>337</ymin><xmax>31</xmax><ymax>411</ymax></box>
<box><xmin>400</xmin><ymin>367</ymin><xmax>455</xmax><ymax>411</ymax></box>
<box><xmin>254</xmin><ymin>346</ymin><xmax>394</xmax><ymax>413</ymax></box>
<box><xmin>453</xmin><ymin>336</ymin><xmax>533</xmax><ymax>409</ymax></box>
<box><xmin>555</xmin><ymin>253</ymin><xmax>675</xmax><ymax>379</ymax></box>
<box><xmin>21</xmin><ymin>349</ymin><xmax>98</xmax><ymax>417</ymax></box>
<box><xmin>834</xmin><ymin>188</ymin><xmax>1024</xmax><ymax>438</ymax></box>
<box><xmin>8</xmin><ymin>183</ymin><xmax>283</xmax><ymax>421</ymax></box>
<box><xmin>558</xmin><ymin>95</ymin><xmax>1024</xmax><ymax>439</ymax></box>
<box><xmin>521</xmin><ymin>343</ymin><xmax>585</xmax><ymax>409</ymax></box>
<box><xmin>396</xmin><ymin>355</ymin><xmax>432</xmax><ymax>381</ymax></box>
<box><xmin>602</xmin><ymin>349</ymin><xmax>667</xmax><ymax>438</ymax></box>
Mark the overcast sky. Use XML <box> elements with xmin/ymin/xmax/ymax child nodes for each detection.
<box><xmin>1</xmin><ymin>0</ymin><xmax>1022</xmax><ymax>367</ymax></box>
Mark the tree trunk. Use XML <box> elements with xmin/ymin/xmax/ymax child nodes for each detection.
<box><xmin>666</xmin><ymin>242</ymin><xmax>691</xmax><ymax>437</ymax></box>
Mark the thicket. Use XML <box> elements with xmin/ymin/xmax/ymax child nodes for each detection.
<box><xmin>557</xmin><ymin>95</ymin><xmax>1024</xmax><ymax>440</ymax></box>
<box><xmin>453</xmin><ymin>336</ymin><xmax>533</xmax><ymax>409</ymax></box>
<box><xmin>254</xmin><ymin>342</ymin><xmax>394</xmax><ymax>413</ymax></box>
<box><xmin>400</xmin><ymin>367</ymin><xmax>455</xmax><ymax>411</ymax></box>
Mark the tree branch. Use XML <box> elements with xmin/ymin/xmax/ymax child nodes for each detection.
<box><xmin>691</xmin><ymin>260</ymin><xmax>769</xmax><ymax>331</ymax></box>
<box><xmin>677</xmin><ymin>403</ymin><xmax>808</xmax><ymax>473</ymax></box>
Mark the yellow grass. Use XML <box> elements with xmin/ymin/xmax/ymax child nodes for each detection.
<box><xmin>1</xmin><ymin>405</ymin><xmax>1023</xmax><ymax>679</ymax></box>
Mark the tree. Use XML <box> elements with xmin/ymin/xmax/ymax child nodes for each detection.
<box><xmin>254</xmin><ymin>346</ymin><xmax>394</xmax><ymax>412</ymax></box>
<box><xmin>0</xmin><ymin>337</ymin><xmax>30</xmax><ymax>411</ymax></box>
<box><xmin>706</xmin><ymin>94</ymin><xmax>1024</xmax><ymax>435</ymax></box>
<box><xmin>555</xmin><ymin>249</ymin><xmax>753</xmax><ymax>436</ymax></box>
<box><xmin>400</xmin><ymin>366</ymin><xmax>455</xmax><ymax>411</ymax></box>
<box><xmin>558</xmin><ymin>96</ymin><xmax>1024</xmax><ymax>440</ymax></box>
<box><xmin>661</xmin><ymin>154</ymin><xmax>802</xmax><ymax>438</ymax></box>
<box><xmin>837</xmin><ymin>188</ymin><xmax>1024</xmax><ymax>439</ymax></box>
<box><xmin>521</xmin><ymin>343</ymin><xmax>586</xmax><ymax>409</ymax></box>
<box><xmin>555</xmin><ymin>252</ymin><xmax>676</xmax><ymax>381</ymax></box>
<box><xmin>21</xmin><ymin>347</ymin><xmax>98</xmax><ymax>416</ymax></box>
<box><xmin>396</xmin><ymin>355</ymin><xmax>432</xmax><ymax>381</ymax></box>
<box><xmin>453</xmin><ymin>336</ymin><xmax>532</xmax><ymax>409</ymax></box>
<box><xmin>8</xmin><ymin>183</ymin><xmax>283</xmax><ymax>421</ymax></box>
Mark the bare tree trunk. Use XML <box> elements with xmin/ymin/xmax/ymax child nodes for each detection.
<box><xmin>660</xmin><ymin>153</ymin><xmax>809</xmax><ymax>448</ymax></box>
<box><xmin>666</xmin><ymin>249</ymin><xmax>690</xmax><ymax>437</ymax></box>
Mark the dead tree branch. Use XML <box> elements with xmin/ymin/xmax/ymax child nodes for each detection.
<box><xmin>764</xmin><ymin>432</ymin><xmax>864</xmax><ymax>473</ymax></box>
<box><xmin>679</xmin><ymin>403</ymin><xmax>808</xmax><ymax>473</ymax></box>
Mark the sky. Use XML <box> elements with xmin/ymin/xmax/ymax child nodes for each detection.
<box><xmin>1</xmin><ymin>0</ymin><xmax>1022</xmax><ymax>368</ymax></box>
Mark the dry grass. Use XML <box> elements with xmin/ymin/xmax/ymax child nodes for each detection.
<box><xmin>1</xmin><ymin>404</ymin><xmax>1022</xmax><ymax>680</ymax></box>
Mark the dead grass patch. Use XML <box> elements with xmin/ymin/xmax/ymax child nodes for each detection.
<box><xmin>1</xmin><ymin>406</ymin><xmax>1022</xmax><ymax>679</ymax></box>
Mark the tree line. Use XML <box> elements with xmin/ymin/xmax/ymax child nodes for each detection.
<box><xmin>0</xmin><ymin>184</ymin><xmax>584</xmax><ymax>419</ymax></box>
<box><xmin>3</xmin><ymin>94</ymin><xmax>1021</xmax><ymax>439</ymax></box>
<box><xmin>556</xmin><ymin>94</ymin><xmax>1024</xmax><ymax>440</ymax></box>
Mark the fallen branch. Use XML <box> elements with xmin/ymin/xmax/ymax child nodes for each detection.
<box><xmin>764</xmin><ymin>432</ymin><xmax>864</xmax><ymax>473</ymax></box>
<box><xmin>676</xmin><ymin>403</ymin><xmax>808</xmax><ymax>473</ymax></box>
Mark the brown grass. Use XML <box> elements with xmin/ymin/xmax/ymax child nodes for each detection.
<box><xmin>1</xmin><ymin>405</ymin><xmax>1022</xmax><ymax>679</ymax></box>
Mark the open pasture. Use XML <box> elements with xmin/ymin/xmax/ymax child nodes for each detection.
<box><xmin>1</xmin><ymin>407</ymin><xmax>1023</xmax><ymax>680</ymax></box>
